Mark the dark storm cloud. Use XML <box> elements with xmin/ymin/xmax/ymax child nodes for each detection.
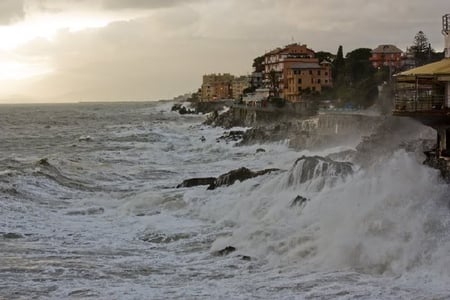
<box><xmin>0</xmin><ymin>0</ymin><xmax>25</xmax><ymax>24</ymax></box>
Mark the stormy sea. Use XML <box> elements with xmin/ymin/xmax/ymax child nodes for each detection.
<box><xmin>1</xmin><ymin>101</ymin><xmax>450</xmax><ymax>299</ymax></box>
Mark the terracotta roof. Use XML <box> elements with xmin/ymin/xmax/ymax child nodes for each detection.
<box><xmin>395</xmin><ymin>58</ymin><xmax>450</xmax><ymax>77</ymax></box>
<box><xmin>372</xmin><ymin>44</ymin><xmax>403</xmax><ymax>54</ymax></box>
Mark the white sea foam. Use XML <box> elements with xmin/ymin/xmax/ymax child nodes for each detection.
<box><xmin>1</xmin><ymin>101</ymin><xmax>449</xmax><ymax>299</ymax></box>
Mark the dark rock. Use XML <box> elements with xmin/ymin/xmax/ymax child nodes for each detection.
<box><xmin>140</xmin><ymin>232</ymin><xmax>191</xmax><ymax>244</ymax></box>
<box><xmin>290</xmin><ymin>195</ymin><xmax>309</xmax><ymax>207</ymax></box>
<box><xmin>200</xmin><ymin>136</ymin><xmax>206</xmax><ymax>142</ymax></box>
<box><xmin>216</xmin><ymin>130</ymin><xmax>245</xmax><ymax>143</ymax></box>
<box><xmin>256</xmin><ymin>148</ymin><xmax>266</xmax><ymax>153</ymax></box>
<box><xmin>240</xmin><ymin>255</ymin><xmax>251</xmax><ymax>261</ymax></box>
<box><xmin>171</xmin><ymin>103</ymin><xmax>196</xmax><ymax>115</ymax></box>
<box><xmin>215</xmin><ymin>246</ymin><xmax>236</xmax><ymax>256</ymax></box>
<box><xmin>208</xmin><ymin>167</ymin><xmax>280</xmax><ymax>190</ymax></box>
<box><xmin>66</xmin><ymin>207</ymin><xmax>105</xmax><ymax>216</ymax></box>
<box><xmin>204</xmin><ymin>109</ymin><xmax>237</xmax><ymax>129</ymax></box>
<box><xmin>3</xmin><ymin>232</ymin><xmax>23</xmax><ymax>239</ymax></box>
<box><xmin>287</xmin><ymin>155</ymin><xmax>353</xmax><ymax>186</ymax></box>
<box><xmin>38</xmin><ymin>158</ymin><xmax>50</xmax><ymax>166</ymax></box>
<box><xmin>171</xmin><ymin>103</ymin><xmax>182</xmax><ymax>111</ymax></box>
<box><xmin>177</xmin><ymin>177</ymin><xmax>217</xmax><ymax>188</ymax></box>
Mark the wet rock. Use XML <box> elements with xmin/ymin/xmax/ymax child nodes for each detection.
<box><xmin>208</xmin><ymin>167</ymin><xmax>280</xmax><ymax>190</ymax></box>
<box><xmin>215</xmin><ymin>246</ymin><xmax>236</xmax><ymax>256</ymax></box>
<box><xmin>3</xmin><ymin>232</ymin><xmax>23</xmax><ymax>239</ymax></box>
<box><xmin>66</xmin><ymin>207</ymin><xmax>105</xmax><ymax>216</ymax></box>
<box><xmin>256</xmin><ymin>148</ymin><xmax>266</xmax><ymax>153</ymax></box>
<box><xmin>216</xmin><ymin>130</ymin><xmax>245</xmax><ymax>143</ymax></box>
<box><xmin>200</xmin><ymin>136</ymin><xmax>206</xmax><ymax>142</ymax></box>
<box><xmin>239</xmin><ymin>255</ymin><xmax>251</xmax><ymax>261</ymax></box>
<box><xmin>140</xmin><ymin>232</ymin><xmax>191</xmax><ymax>244</ymax></box>
<box><xmin>171</xmin><ymin>103</ymin><xmax>196</xmax><ymax>115</ymax></box>
<box><xmin>178</xmin><ymin>168</ymin><xmax>280</xmax><ymax>190</ymax></box>
<box><xmin>290</xmin><ymin>195</ymin><xmax>309</xmax><ymax>207</ymax></box>
<box><xmin>204</xmin><ymin>109</ymin><xmax>237</xmax><ymax>129</ymax></box>
<box><xmin>171</xmin><ymin>103</ymin><xmax>182</xmax><ymax>111</ymax></box>
<box><xmin>287</xmin><ymin>155</ymin><xmax>353</xmax><ymax>186</ymax></box>
<box><xmin>38</xmin><ymin>158</ymin><xmax>50</xmax><ymax>166</ymax></box>
<box><xmin>177</xmin><ymin>177</ymin><xmax>216</xmax><ymax>188</ymax></box>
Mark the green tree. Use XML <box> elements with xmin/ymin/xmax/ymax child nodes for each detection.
<box><xmin>410</xmin><ymin>31</ymin><xmax>433</xmax><ymax>66</ymax></box>
<box><xmin>252</xmin><ymin>55</ymin><xmax>265</xmax><ymax>73</ymax></box>
<box><xmin>315</xmin><ymin>51</ymin><xmax>335</xmax><ymax>63</ymax></box>
<box><xmin>268</xmin><ymin>70</ymin><xmax>280</xmax><ymax>98</ymax></box>
<box><xmin>332</xmin><ymin>45</ymin><xmax>345</xmax><ymax>82</ymax></box>
<box><xmin>344</xmin><ymin>48</ymin><xmax>374</xmax><ymax>85</ymax></box>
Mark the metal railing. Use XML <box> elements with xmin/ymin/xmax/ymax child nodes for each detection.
<box><xmin>394</xmin><ymin>94</ymin><xmax>446</xmax><ymax>112</ymax></box>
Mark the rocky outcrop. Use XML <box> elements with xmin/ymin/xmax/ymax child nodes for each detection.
<box><xmin>2</xmin><ymin>232</ymin><xmax>23</xmax><ymax>239</ymax></box>
<box><xmin>290</xmin><ymin>195</ymin><xmax>309</xmax><ymax>207</ymax></box>
<box><xmin>213</xmin><ymin>246</ymin><xmax>236</xmax><ymax>256</ymax></box>
<box><xmin>286</xmin><ymin>155</ymin><xmax>353</xmax><ymax>188</ymax></box>
<box><xmin>176</xmin><ymin>177</ymin><xmax>216</xmax><ymax>188</ymax></box>
<box><xmin>204</xmin><ymin>109</ymin><xmax>237</xmax><ymax>128</ymax></box>
<box><xmin>171</xmin><ymin>103</ymin><xmax>196</xmax><ymax>115</ymax></box>
<box><xmin>177</xmin><ymin>167</ymin><xmax>281</xmax><ymax>190</ymax></box>
<box><xmin>208</xmin><ymin>167</ymin><xmax>280</xmax><ymax>190</ymax></box>
<box><xmin>216</xmin><ymin>130</ymin><xmax>245</xmax><ymax>143</ymax></box>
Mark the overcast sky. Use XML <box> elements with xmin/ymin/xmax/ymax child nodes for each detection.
<box><xmin>0</xmin><ymin>0</ymin><xmax>448</xmax><ymax>103</ymax></box>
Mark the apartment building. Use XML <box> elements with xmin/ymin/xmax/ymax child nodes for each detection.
<box><xmin>285</xmin><ymin>61</ymin><xmax>332</xmax><ymax>102</ymax></box>
<box><xmin>369</xmin><ymin>44</ymin><xmax>404</xmax><ymax>69</ymax></box>
<box><xmin>231</xmin><ymin>76</ymin><xmax>250</xmax><ymax>100</ymax></box>
<box><xmin>200</xmin><ymin>73</ymin><xmax>234</xmax><ymax>101</ymax></box>
<box><xmin>262</xmin><ymin>43</ymin><xmax>332</xmax><ymax>101</ymax></box>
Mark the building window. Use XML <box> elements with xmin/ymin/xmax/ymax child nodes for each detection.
<box><xmin>298</xmin><ymin>87</ymin><xmax>302</xmax><ymax>92</ymax></box>
<box><xmin>309</xmin><ymin>70</ymin><xmax>312</xmax><ymax>75</ymax></box>
<box><xmin>318</xmin><ymin>79</ymin><xmax>321</xmax><ymax>84</ymax></box>
<box><xmin>297</xmin><ymin>78</ymin><xmax>302</xmax><ymax>84</ymax></box>
<box><xmin>325</xmin><ymin>72</ymin><xmax>328</xmax><ymax>76</ymax></box>
<box><xmin>318</xmin><ymin>70</ymin><xmax>321</xmax><ymax>75</ymax></box>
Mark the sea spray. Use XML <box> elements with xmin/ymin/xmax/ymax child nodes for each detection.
<box><xmin>194</xmin><ymin>149</ymin><xmax>450</xmax><ymax>281</ymax></box>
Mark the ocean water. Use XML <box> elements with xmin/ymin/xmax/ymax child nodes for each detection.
<box><xmin>1</xmin><ymin>101</ymin><xmax>450</xmax><ymax>299</ymax></box>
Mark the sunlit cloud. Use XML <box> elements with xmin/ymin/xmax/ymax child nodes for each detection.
<box><xmin>0</xmin><ymin>60</ymin><xmax>53</xmax><ymax>80</ymax></box>
<box><xmin>0</xmin><ymin>0</ymin><xmax>449</xmax><ymax>103</ymax></box>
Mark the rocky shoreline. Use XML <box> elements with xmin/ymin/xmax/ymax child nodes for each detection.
<box><xmin>173</xmin><ymin>100</ymin><xmax>444</xmax><ymax>181</ymax></box>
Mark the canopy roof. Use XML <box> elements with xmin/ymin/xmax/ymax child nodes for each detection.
<box><xmin>395</xmin><ymin>58</ymin><xmax>450</xmax><ymax>81</ymax></box>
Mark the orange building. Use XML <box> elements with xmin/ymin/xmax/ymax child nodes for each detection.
<box><xmin>370</xmin><ymin>44</ymin><xmax>404</xmax><ymax>69</ymax></box>
<box><xmin>262</xmin><ymin>43</ymin><xmax>332</xmax><ymax>101</ymax></box>
<box><xmin>285</xmin><ymin>62</ymin><xmax>332</xmax><ymax>102</ymax></box>
<box><xmin>200</xmin><ymin>73</ymin><xmax>234</xmax><ymax>101</ymax></box>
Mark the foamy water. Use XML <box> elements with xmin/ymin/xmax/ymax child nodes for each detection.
<box><xmin>1</xmin><ymin>102</ymin><xmax>449</xmax><ymax>299</ymax></box>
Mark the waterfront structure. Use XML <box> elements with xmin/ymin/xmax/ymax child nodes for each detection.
<box><xmin>370</xmin><ymin>44</ymin><xmax>404</xmax><ymax>69</ymax></box>
<box><xmin>262</xmin><ymin>43</ymin><xmax>332</xmax><ymax>102</ymax></box>
<box><xmin>393</xmin><ymin>14</ymin><xmax>450</xmax><ymax>175</ymax></box>
<box><xmin>242</xmin><ymin>88</ymin><xmax>270</xmax><ymax>106</ymax></box>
